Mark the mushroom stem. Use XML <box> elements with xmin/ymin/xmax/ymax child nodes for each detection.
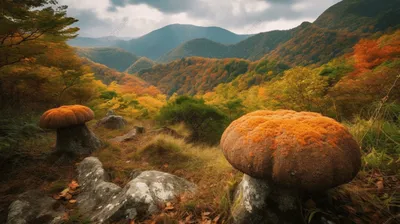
<box><xmin>232</xmin><ymin>174</ymin><xmax>303</xmax><ymax>224</ymax></box>
<box><xmin>56</xmin><ymin>124</ymin><xmax>101</xmax><ymax>155</ymax></box>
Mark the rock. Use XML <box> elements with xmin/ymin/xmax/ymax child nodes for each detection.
<box><xmin>76</xmin><ymin>157</ymin><xmax>122</xmax><ymax>216</ymax></box>
<box><xmin>7</xmin><ymin>190</ymin><xmax>64</xmax><ymax>224</ymax></box>
<box><xmin>111</xmin><ymin>126</ymin><xmax>146</xmax><ymax>143</ymax></box>
<box><xmin>96</xmin><ymin>115</ymin><xmax>127</xmax><ymax>130</ymax></box>
<box><xmin>76</xmin><ymin>157</ymin><xmax>196</xmax><ymax>223</ymax></box>
<box><xmin>56</xmin><ymin>124</ymin><xmax>102</xmax><ymax>155</ymax></box>
<box><xmin>232</xmin><ymin>175</ymin><xmax>301</xmax><ymax>224</ymax></box>
<box><xmin>106</xmin><ymin>109</ymin><xmax>115</xmax><ymax>116</ymax></box>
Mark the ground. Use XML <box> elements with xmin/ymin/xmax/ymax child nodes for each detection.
<box><xmin>0</xmin><ymin>119</ymin><xmax>399</xmax><ymax>223</ymax></box>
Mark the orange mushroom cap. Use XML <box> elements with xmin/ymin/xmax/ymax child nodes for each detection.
<box><xmin>221</xmin><ymin>110</ymin><xmax>361</xmax><ymax>191</ymax></box>
<box><xmin>39</xmin><ymin>105</ymin><xmax>94</xmax><ymax>129</ymax></box>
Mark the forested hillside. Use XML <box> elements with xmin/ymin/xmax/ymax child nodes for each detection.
<box><xmin>75</xmin><ymin>47</ymin><xmax>139</xmax><ymax>72</ymax></box>
<box><xmin>125</xmin><ymin>57</ymin><xmax>156</xmax><ymax>74</ymax></box>
<box><xmin>158</xmin><ymin>0</ymin><xmax>400</xmax><ymax>64</ymax></box>
<box><xmin>115</xmin><ymin>24</ymin><xmax>251</xmax><ymax>60</ymax></box>
<box><xmin>138</xmin><ymin>57</ymin><xmax>252</xmax><ymax>95</ymax></box>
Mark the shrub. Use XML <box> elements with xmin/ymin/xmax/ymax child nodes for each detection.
<box><xmin>157</xmin><ymin>96</ymin><xmax>228</xmax><ymax>145</ymax></box>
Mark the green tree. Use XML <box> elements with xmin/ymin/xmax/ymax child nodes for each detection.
<box><xmin>157</xmin><ymin>96</ymin><xmax>228</xmax><ymax>145</ymax></box>
<box><xmin>270</xmin><ymin>67</ymin><xmax>329</xmax><ymax>112</ymax></box>
<box><xmin>223</xmin><ymin>99</ymin><xmax>245</xmax><ymax>120</ymax></box>
<box><xmin>0</xmin><ymin>0</ymin><xmax>79</xmax><ymax>68</ymax></box>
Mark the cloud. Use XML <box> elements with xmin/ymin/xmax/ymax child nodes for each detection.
<box><xmin>59</xmin><ymin>0</ymin><xmax>341</xmax><ymax>37</ymax></box>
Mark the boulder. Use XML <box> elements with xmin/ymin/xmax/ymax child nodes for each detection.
<box><xmin>231</xmin><ymin>175</ymin><xmax>301</xmax><ymax>224</ymax></box>
<box><xmin>111</xmin><ymin>126</ymin><xmax>146</xmax><ymax>143</ymax></box>
<box><xmin>76</xmin><ymin>157</ymin><xmax>196</xmax><ymax>223</ymax></box>
<box><xmin>7</xmin><ymin>190</ymin><xmax>64</xmax><ymax>224</ymax></box>
<box><xmin>96</xmin><ymin>115</ymin><xmax>127</xmax><ymax>130</ymax></box>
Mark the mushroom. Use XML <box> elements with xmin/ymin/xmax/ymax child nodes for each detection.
<box><xmin>40</xmin><ymin>105</ymin><xmax>102</xmax><ymax>155</ymax></box>
<box><xmin>221</xmin><ymin>110</ymin><xmax>361</xmax><ymax>222</ymax></box>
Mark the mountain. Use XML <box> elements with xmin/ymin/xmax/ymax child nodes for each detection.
<box><xmin>125</xmin><ymin>57</ymin><xmax>156</xmax><ymax>74</ymax></box>
<box><xmin>160</xmin><ymin>0</ymin><xmax>400</xmax><ymax>65</ymax></box>
<box><xmin>266</xmin><ymin>0</ymin><xmax>400</xmax><ymax>66</ymax></box>
<box><xmin>159</xmin><ymin>29</ymin><xmax>294</xmax><ymax>63</ymax></box>
<box><xmin>313</xmin><ymin>0</ymin><xmax>400</xmax><ymax>32</ymax></box>
<box><xmin>115</xmin><ymin>24</ymin><xmax>251</xmax><ymax>60</ymax></box>
<box><xmin>137</xmin><ymin>57</ymin><xmax>251</xmax><ymax>95</ymax></box>
<box><xmin>76</xmin><ymin>47</ymin><xmax>139</xmax><ymax>72</ymax></box>
<box><xmin>81</xmin><ymin>57</ymin><xmax>162</xmax><ymax>97</ymax></box>
<box><xmin>68</xmin><ymin>36</ymin><xmax>130</xmax><ymax>48</ymax></box>
<box><xmin>136</xmin><ymin>0</ymin><xmax>400</xmax><ymax>96</ymax></box>
<box><xmin>158</xmin><ymin>38</ymin><xmax>231</xmax><ymax>63</ymax></box>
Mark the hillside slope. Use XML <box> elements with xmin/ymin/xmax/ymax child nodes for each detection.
<box><xmin>138</xmin><ymin>57</ymin><xmax>252</xmax><ymax>95</ymax></box>
<box><xmin>81</xmin><ymin>57</ymin><xmax>161</xmax><ymax>96</ymax></box>
<box><xmin>160</xmin><ymin>0</ymin><xmax>400</xmax><ymax>65</ymax></box>
<box><xmin>115</xmin><ymin>24</ymin><xmax>251</xmax><ymax>60</ymax></box>
<box><xmin>68</xmin><ymin>36</ymin><xmax>125</xmax><ymax>48</ymax></box>
<box><xmin>76</xmin><ymin>47</ymin><xmax>139</xmax><ymax>72</ymax></box>
<box><xmin>158</xmin><ymin>38</ymin><xmax>231</xmax><ymax>63</ymax></box>
<box><xmin>125</xmin><ymin>57</ymin><xmax>156</xmax><ymax>74</ymax></box>
<box><xmin>159</xmin><ymin>30</ymin><xmax>294</xmax><ymax>63</ymax></box>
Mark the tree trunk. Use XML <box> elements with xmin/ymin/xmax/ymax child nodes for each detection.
<box><xmin>56</xmin><ymin>124</ymin><xmax>102</xmax><ymax>155</ymax></box>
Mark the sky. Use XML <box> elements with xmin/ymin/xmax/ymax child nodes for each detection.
<box><xmin>59</xmin><ymin>0</ymin><xmax>342</xmax><ymax>38</ymax></box>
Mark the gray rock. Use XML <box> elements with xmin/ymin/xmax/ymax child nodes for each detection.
<box><xmin>7</xmin><ymin>190</ymin><xmax>64</xmax><ymax>224</ymax></box>
<box><xmin>96</xmin><ymin>115</ymin><xmax>127</xmax><ymax>130</ymax></box>
<box><xmin>76</xmin><ymin>157</ymin><xmax>196</xmax><ymax>223</ymax></box>
<box><xmin>76</xmin><ymin>157</ymin><xmax>122</xmax><ymax>216</ymax></box>
<box><xmin>106</xmin><ymin>109</ymin><xmax>115</xmax><ymax>116</ymax></box>
<box><xmin>111</xmin><ymin>126</ymin><xmax>145</xmax><ymax>143</ymax></box>
<box><xmin>232</xmin><ymin>175</ymin><xmax>301</xmax><ymax>224</ymax></box>
<box><xmin>56</xmin><ymin>124</ymin><xmax>102</xmax><ymax>155</ymax></box>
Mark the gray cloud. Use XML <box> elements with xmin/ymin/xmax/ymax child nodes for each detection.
<box><xmin>60</xmin><ymin>0</ymin><xmax>341</xmax><ymax>37</ymax></box>
<box><xmin>108</xmin><ymin>0</ymin><xmax>199</xmax><ymax>13</ymax></box>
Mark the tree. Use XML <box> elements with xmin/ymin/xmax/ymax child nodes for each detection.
<box><xmin>157</xmin><ymin>96</ymin><xmax>227</xmax><ymax>145</ymax></box>
<box><xmin>0</xmin><ymin>0</ymin><xmax>79</xmax><ymax>68</ymax></box>
<box><xmin>269</xmin><ymin>67</ymin><xmax>329</xmax><ymax>112</ymax></box>
<box><xmin>223</xmin><ymin>99</ymin><xmax>245</xmax><ymax>120</ymax></box>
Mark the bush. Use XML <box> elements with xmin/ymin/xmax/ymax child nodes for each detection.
<box><xmin>157</xmin><ymin>96</ymin><xmax>228</xmax><ymax>145</ymax></box>
<box><xmin>0</xmin><ymin>116</ymin><xmax>43</xmax><ymax>153</ymax></box>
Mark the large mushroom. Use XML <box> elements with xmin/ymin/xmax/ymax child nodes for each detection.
<box><xmin>221</xmin><ymin>110</ymin><xmax>361</xmax><ymax>223</ymax></box>
<box><xmin>40</xmin><ymin>105</ymin><xmax>102</xmax><ymax>155</ymax></box>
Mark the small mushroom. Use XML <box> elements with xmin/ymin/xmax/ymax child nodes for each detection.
<box><xmin>40</xmin><ymin>105</ymin><xmax>102</xmax><ymax>155</ymax></box>
<box><xmin>221</xmin><ymin>110</ymin><xmax>361</xmax><ymax>222</ymax></box>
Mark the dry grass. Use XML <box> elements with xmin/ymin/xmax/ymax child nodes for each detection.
<box><xmin>2</xmin><ymin>116</ymin><xmax>399</xmax><ymax>224</ymax></box>
<box><xmin>93</xmin><ymin>128</ymin><xmax>241</xmax><ymax>223</ymax></box>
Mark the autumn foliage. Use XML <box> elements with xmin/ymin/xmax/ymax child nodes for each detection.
<box><xmin>353</xmin><ymin>31</ymin><xmax>400</xmax><ymax>71</ymax></box>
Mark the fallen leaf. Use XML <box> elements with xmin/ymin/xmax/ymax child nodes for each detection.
<box><xmin>62</xmin><ymin>212</ymin><xmax>69</xmax><ymax>221</ymax></box>
<box><xmin>59</xmin><ymin>188</ymin><xmax>70</xmax><ymax>197</ymax></box>
<box><xmin>68</xmin><ymin>180</ymin><xmax>80</xmax><ymax>190</ymax></box>
<box><xmin>53</xmin><ymin>194</ymin><xmax>61</xmax><ymax>200</ymax></box>
<box><xmin>185</xmin><ymin>214</ymin><xmax>193</xmax><ymax>222</ymax></box>
<box><xmin>129</xmin><ymin>220</ymin><xmax>135</xmax><ymax>224</ymax></box>
<box><xmin>164</xmin><ymin>202</ymin><xmax>174</xmax><ymax>211</ymax></box>
<box><xmin>163</xmin><ymin>163</ymin><xmax>169</xmax><ymax>168</ymax></box>
<box><xmin>376</xmin><ymin>180</ymin><xmax>384</xmax><ymax>192</ymax></box>
<box><xmin>64</xmin><ymin>193</ymin><xmax>73</xmax><ymax>200</ymax></box>
<box><xmin>69</xmin><ymin>199</ymin><xmax>77</xmax><ymax>204</ymax></box>
<box><xmin>213</xmin><ymin>215</ymin><xmax>221</xmax><ymax>223</ymax></box>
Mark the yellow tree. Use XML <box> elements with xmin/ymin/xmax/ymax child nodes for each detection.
<box><xmin>269</xmin><ymin>67</ymin><xmax>329</xmax><ymax>112</ymax></box>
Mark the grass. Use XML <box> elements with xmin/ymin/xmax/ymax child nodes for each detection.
<box><xmin>323</xmin><ymin>113</ymin><xmax>400</xmax><ymax>224</ymax></box>
<box><xmin>1</xmin><ymin>106</ymin><xmax>399</xmax><ymax>224</ymax></box>
<box><xmin>93</xmin><ymin>131</ymin><xmax>240</xmax><ymax>223</ymax></box>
